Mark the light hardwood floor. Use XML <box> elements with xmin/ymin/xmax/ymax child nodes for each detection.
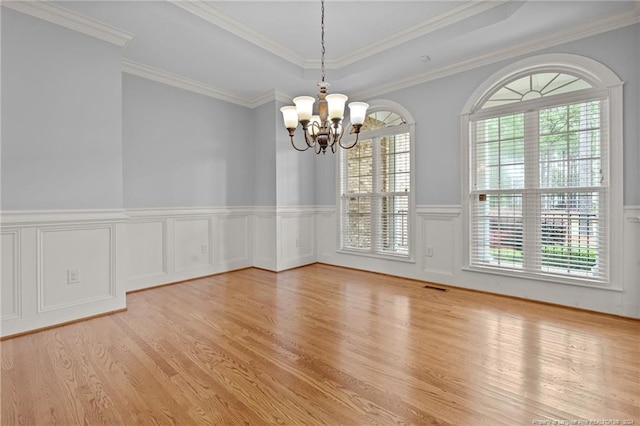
<box><xmin>2</xmin><ymin>264</ymin><xmax>639</xmax><ymax>425</ymax></box>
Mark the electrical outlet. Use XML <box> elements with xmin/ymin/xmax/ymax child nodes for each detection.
<box><xmin>67</xmin><ymin>269</ymin><xmax>80</xmax><ymax>284</ymax></box>
<box><xmin>425</xmin><ymin>247</ymin><xmax>434</xmax><ymax>257</ymax></box>
<box><xmin>296</xmin><ymin>238</ymin><xmax>300</xmax><ymax>248</ymax></box>
<box><xmin>201</xmin><ymin>244</ymin><xmax>208</xmax><ymax>254</ymax></box>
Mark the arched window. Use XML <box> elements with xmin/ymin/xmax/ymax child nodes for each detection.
<box><xmin>462</xmin><ymin>54</ymin><xmax>623</xmax><ymax>286</ymax></box>
<box><xmin>339</xmin><ymin>100</ymin><xmax>415</xmax><ymax>259</ymax></box>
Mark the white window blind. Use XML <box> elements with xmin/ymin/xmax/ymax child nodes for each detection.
<box><xmin>341</xmin><ymin>121</ymin><xmax>411</xmax><ymax>257</ymax></box>
<box><xmin>469</xmin><ymin>96</ymin><xmax>609</xmax><ymax>283</ymax></box>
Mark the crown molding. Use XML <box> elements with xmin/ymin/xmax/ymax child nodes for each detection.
<box><xmin>169</xmin><ymin>1</ymin><xmax>306</xmax><ymax>68</ymax></box>
<box><xmin>1</xmin><ymin>1</ymin><xmax>134</xmax><ymax>48</ymax></box>
<box><xmin>306</xmin><ymin>0</ymin><xmax>508</xmax><ymax>70</ymax></box>
<box><xmin>123</xmin><ymin>59</ymin><xmax>293</xmax><ymax>108</ymax></box>
<box><xmin>122</xmin><ymin>59</ymin><xmax>255</xmax><ymax>108</ymax></box>
<box><xmin>122</xmin><ymin>5</ymin><xmax>639</xmax><ymax>110</ymax></box>
<box><xmin>172</xmin><ymin>0</ymin><xmax>505</xmax><ymax>72</ymax></box>
<box><xmin>353</xmin><ymin>7</ymin><xmax>640</xmax><ymax>101</ymax></box>
<box><xmin>250</xmin><ymin>90</ymin><xmax>292</xmax><ymax>108</ymax></box>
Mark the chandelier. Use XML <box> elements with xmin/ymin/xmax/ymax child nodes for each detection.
<box><xmin>280</xmin><ymin>0</ymin><xmax>369</xmax><ymax>155</ymax></box>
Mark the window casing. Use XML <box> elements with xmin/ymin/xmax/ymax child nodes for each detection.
<box><xmin>463</xmin><ymin>54</ymin><xmax>623</xmax><ymax>287</ymax></box>
<box><xmin>339</xmin><ymin>106</ymin><xmax>414</xmax><ymax>260</ymax></box>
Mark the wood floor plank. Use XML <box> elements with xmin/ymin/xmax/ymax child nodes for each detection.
<box><xmin>2</xmin><ymin>264</ymin><xmax>639</xmax><ymax>425</ymax></box>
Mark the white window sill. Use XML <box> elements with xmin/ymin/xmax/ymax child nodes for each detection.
<box><xmin>462</xmin><ymin>265</ymin><xmax>624</xmax><ymax>292</ymax></box>
<box><xmin>337</xmin><ymin>249</ymin><xmax>415</xmax><ymax>264</ymax></box>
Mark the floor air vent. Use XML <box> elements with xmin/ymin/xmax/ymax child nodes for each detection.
<box><xmin>423</xmin><ymin>284</ymin><xmax>448</xmax><ymax>292</ymax></box>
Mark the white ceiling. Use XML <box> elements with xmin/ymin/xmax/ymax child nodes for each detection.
<box><xmin>47</xmin><ymin>0</ymin><xmax>640</xmax><ymax>105</ymax></box>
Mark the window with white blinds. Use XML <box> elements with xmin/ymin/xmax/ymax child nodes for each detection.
<box><xmin>340</xmin><ymin>110</ymin><xmax>412</xmax><ymax>258</ymax></box>
<box><xmin>469</xmin><ymin>72</ymin><xmax>610</xmax><ymax>284</ymax></box>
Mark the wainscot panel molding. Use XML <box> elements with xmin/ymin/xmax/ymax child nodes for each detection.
<box><xmin>125</xmin><ymin>207</ymin><xmax>254</xmax><ymax>291</ymax></box>
<box><xmin>623</xmin><ymin>206</ymin><xmax>640</xmax><ymax>317</ymax></box>
<box><xmin>37</xmin><ymin>225</ymin><xmax>117</xmax><ymax>313</ymax></box>
<box><xmin>417</xmin><ymin>205</ymin><xmax>462</xmax><ymax>278</ymax></box>
<box><xmin>252</xmin><ymin>206</ymin><xmax>319</xmax><ymax>272</ymax></box>
<box><xmin>316</xmin><ymin>204</ymin><xmax>639</xmax><ymax>318</ymax></box>
<box><xmin>126</xmin><ymin>207</ymin><xmax>254</xmax><ymax>218</ymax></box>
<box><xmin>1</xmin><ymin>209</ymin><xmax>129</xmax><ymax>226</ymax></box>
<box><xmin>127</xmin><ymin>219</ymin><xmax>167</xmax><ymax>283</ymax></box>
<box><xmin>0</xmin><ymin>210</ymin><xmax>127</xmax><ymax>337</ymax></box>
<box><xmin>216</xmin><ymin>215</ymin><xmax>251</xmax><ymax>271</ymax></box>
<box><xmin>625</xmin><ymin>206</ymin><xmax>640</xmax><ymax>223</ymax></box>
<box><xmin>3</xmin><ymin>204</ymin><xmax>636</xmax><ymax>336</ymax></box>
<box><xmin>174</xmin><ymin>217</ymin><xmax>213</xmax><ymax>273</ymax></box>
<box><xmin>1</xmin><ymin>230</ymin><xmax>21</xmax><ymax>321</ymax></box>
<box><xmin>276</xmin><ymin>208</ymin><xmax>316</xmax><ymax>271</ymax></box>
<box><xmin>253</xmin><ymin>208</ymin><xmax>277</xmax><ymax>271</ymax></box>
<box><xmin>415</xmin><ymin>205</ymin><xmax>462</xmax><ymax>219</ymax></box>
<box><xmin>315</xmin><ymin>206</ymin><xmax>338</xmax><ymax>264</ymax></box>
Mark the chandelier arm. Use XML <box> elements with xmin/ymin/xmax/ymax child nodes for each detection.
<box><xmin>329</xmin><ymin>133</ymin><xmax>337</xmax><ymax>150</ymax></box>
<box><xmin>303</xmin><ymin>128</ymin><xmax>317</xmax><ymax>148</ymax></box>
<box><xmin>332</xmin><ymin>121</ymin><xmax>346</xmax><ymax>147</ymax></box>
<box><xmin>289</xmin><ymin>134</ymin><xmax>311</xmax><ymax>152</ymax></box>
<box><xmin>338</xmin><ymin>131</ymin><xmax>360</xmax><ymax>150</ymax></box>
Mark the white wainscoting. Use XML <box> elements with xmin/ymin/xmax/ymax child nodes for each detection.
<box><xmin>252</xmin><ymin>206</ymin><xmax>318</xmax><ymax>272</ymax></box>
<box><xmin>1</xmin><ymin>230</ymin><xmax>21</xmax><ymax>321</ymax></box>
<box><xmin>277</xmin><ymin>207</ymin><xmax>316</xmax><ymax>271</ymax></box>
<box><xmin>253</xmin><ymin>208</ymin><xmax>277</xmax><ymax>271</ymax></box>
<box><xmin>623</xmin><ymin>206</ymin><xmax>640</xmax><ymax>318</ymax></box>
<box><xmin>418</xmin><ymin>206</ymin><xmax>461</xmax><ymax>280</ymax></box>
<box><xmin>1</xmin><ymin>210</ymin><xmax>128</xmax><ymax>337</ymax></box>
<box><xmin>3</xmin><ymin>204</ymin><xmax>637</xmax><ymax>336</ymax></box>
<box><xmin>316</xmin><ymin>206</ymin><xmax>337</xmax><ymax>263</ymax></box>
<box><xmin>126</xmin><ymin>208</ymin><xmax>253</xmax><ymax>291</ymax></box>
<box><xmin>315</xmin><ymin>204</ymin><xmax>639</xmax><ymax>318</ymax></box>
<box><xmin>174</xmin><ymin>217</ymin><xmax>212</xmax><ymax>273</ymax></box>
<box><xmin>216</xmin><ymin>214</ymin><xmax>251</xmax><ymax>271</ymax></box>
<box><xmin>37</xmin><ymin>225</ymin><xmax>116</xmax><ymax>312</ymax></box>
<box><xmin>127</xmin><ymin>219</ymin><xmax>167</xmax><ymax>283</ymax></box>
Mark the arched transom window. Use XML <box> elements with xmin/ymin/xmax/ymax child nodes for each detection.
<box><xmin>361</xmin><ymin>110</ymin><xmax>406</xmax><ymax>130</ymax></box>
<box><xmin>481</xmin><ymin>72</ymin><xmax>593</xmax><ymax>109</ymax></box>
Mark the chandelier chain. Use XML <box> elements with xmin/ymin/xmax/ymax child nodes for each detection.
<box><xmin>320</xmin><ymin>0</ymin><xmax>325</xmax><ymax>82</ymax></box>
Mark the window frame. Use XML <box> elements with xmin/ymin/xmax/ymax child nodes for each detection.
<box><xmin>461</xmin><ymin>53</ymin><xmax>624</xmax><ymax>289</ymax></box>
<box><xmin>337</xmin><ymin>100</ymin><xmax>416</xmax><ymax>262</ymax></box>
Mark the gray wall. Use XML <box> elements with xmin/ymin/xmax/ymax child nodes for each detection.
<box><xmin>1</xmin><ymin>9</ymin><xmax>123</xmax><ymax>210</ymax></box>
<box><xmin>634</xmin><ymin>23</ymin><xmax>640</xmax><ymax>205</ymax></box>
<box><xmin>253</xmin><ymin>99</ymin><xmax>317</xmax><ymax>207</ymax></box>
<box><xmin>315</xmin><ymin>23</ymin><xmax>640</xmax><ymax>206</ymax></box>
<box><xmin>3</xmin><ymin>8</ymin><xmax>636</xmax><ymax>211</ymax></box>
<box><xmin>275</xmin><ymin>100</ymin><xmax>316</xmax><ymax>207</ymax></box>
<box><xmin>400</xmin><ymin>24</ymin><xmax>640</xmax><ymax>206</ymax></box>
<box><xmin>252</xmin><ymin>102</ymin><xmax>277</xmax><ymax>206</ymax></box>
<box><xmin>123</xmin><ymin>74</ymin><xmax>254</xmax><ymax>208</ymax></box>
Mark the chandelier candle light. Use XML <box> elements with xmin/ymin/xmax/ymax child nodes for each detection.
<box><xmin>280</xmin><ymin>0</ymin><xmax>369</xmax><ymax>155</ymax></box>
